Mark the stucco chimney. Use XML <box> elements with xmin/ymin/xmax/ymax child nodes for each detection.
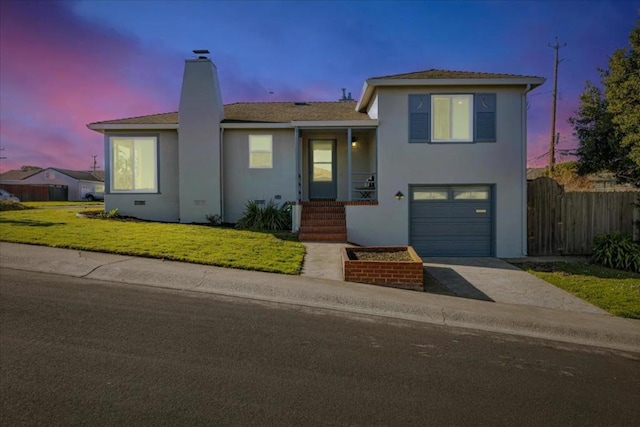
<box><xmin>178</xmin><ymin>50</ymin><xmax>224</xmax><ymax>223</ymax></box>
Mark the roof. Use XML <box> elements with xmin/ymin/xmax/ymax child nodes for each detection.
<box><xmin>369</xmin><ymin>69</ymin><xmax>543</xmax><ymax>80</ymax></box>
<box><xmin>88</xmin><ymin>101</ymin><xmax>369</xmax><ymax>127</ymax></box>
<box><xmin>0</xmin><ymin>168</ymin><xmax>104</xmax><ymax>182</ymax></box>
<box><xmin>223</xmin><ymin>101</ymin><xmax>368</xmax><ymax>123</ymax></box>
<box><xmin>0</xmin><ymin>169</ymin><xmax>41</xmax><ymax>180</ymax></box>
<box><xmin>54</xmin><ymin>169</ymin><xmax>104</xmax><ymax>182</ymax></box>
<box><xmin>357</xmin><ymin>68</ymin><xmax>546</xmax><ymax>112</ymax></box>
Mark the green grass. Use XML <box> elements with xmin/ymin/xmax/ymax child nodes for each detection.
<box><xmin>22</xmin><ymin>201</ymin><xmax>105</xmax><ymax>208</ymax></box>
<box><xmin>515</xmin><ymin>262</ymin><xmax>640</xmax><ymax>319</ymax></box>
<box><xmin>0</xmin><ymin>207</ymin><xmax>305</xmax><ymax>275</ymax></box>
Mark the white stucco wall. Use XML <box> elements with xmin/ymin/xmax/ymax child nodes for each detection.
<box><xmin>104</xmin><ymin>130</ymin><xmax>180</xmax><ymax>222</ymax></box>
<box><xmin>178</xmin><ymin>58</ymin><xmax>225</xmax><ymax>223</ymax></box>
<box><xmin>347</xmin><ymin>85</ymin><xmax>528</xmax><ymax>258</ymax></box>
<box><xmin>223</xmin><ymin>129</ymin><xmax>297</xmax><ymax>222</ymax></box>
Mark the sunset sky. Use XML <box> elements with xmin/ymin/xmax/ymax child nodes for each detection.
<box><xmin>0</xmin><ymin>0</ymin><xmax>637</xmax><ymax>173</ymax></box>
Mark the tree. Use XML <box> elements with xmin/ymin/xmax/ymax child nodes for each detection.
<box><xmin>20</xmin><ymin>165</ymin><xmax>42</xmax><ymax>171</ymax></box>
<box><xmin>569</xmin><ymin>19</ymin><xmax>640</xmax><ymax>184</ymax></box>
<box><xmin>568</xmin><ymin>83</ymin><xmax>631</xmax><ymax>176</ymax></box>
<box><xmin>604</xmin><ymin>19</ymin><xmax>640</xmax><ymax>169</ymax></box>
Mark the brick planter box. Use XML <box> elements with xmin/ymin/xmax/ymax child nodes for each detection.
<box><xmin>342</xmin><ymin>246</ymin><xmax>423</xmax><ymax>291</ymax></box>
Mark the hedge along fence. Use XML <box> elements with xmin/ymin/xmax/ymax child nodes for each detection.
<box><xmin>528</xmin><ymin>177</ymin><xmax>640</xmax><ymax>256</ymax></box>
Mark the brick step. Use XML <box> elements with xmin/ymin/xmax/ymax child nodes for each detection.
<box><xmin>300</xmin><ymin>206</ymin><xmax>345</xmax><ymax>213</ymax></box>
<box><xmin>299</xmin><ymin>225</ymin><xmax>346</xmax><ymax>234</ymax></box>
<box><xmin>299</xmin><ymin>219</ymin><xmax>346</xmax><ymax>227</ymax></box>
<box><xmin>301</xmin><ymin>212</ymin><xmax>346</xmax><ymax>220</ymax></box>
<box><xmin>298</xmin><ymin>233</ymin><xmax>348</xmax><ymax>242</ymax></box>
<box><xmin>301</xmin><ymin>201</ymin><xmax>345</xmax><ymax>207</ymax></box>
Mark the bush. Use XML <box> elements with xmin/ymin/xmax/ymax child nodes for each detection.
<box><xmin>592</xmin><ymin>232</ymin><xmax>640</xmax><ymax>273</ymax></box>
<box><xmin>235</xmin><ymin>200</ymin><xmax>291</xmax><ymax>231</ymax></box>
<box><xmin>205</xmin><ymin>214</ymin><xmax>222</xmax><ymax>226</ymax></box>
<box><xmin>0</xmin><ymin>201</ymin><xmax>31</xmax><ymax>211</ymax></box>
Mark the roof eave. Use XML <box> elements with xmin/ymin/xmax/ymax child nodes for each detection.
<box><xmin>355</xmin><ymin>80</ymin><xmax>374</xmax><ymax>112</ymax></box>
<box><xmin>86</xmin><ymin>123</ymin><xmax>179</xmax><ymax>133</ymax></box>
<box><xmin>292</xmin><ymin>119</ymin><xmax>378</xmax><ymax>128</ymax></box>
<box><xmin>365</xmin><ymin>77</ymin><xmax>546</xmax><ymax>88</ymax></box>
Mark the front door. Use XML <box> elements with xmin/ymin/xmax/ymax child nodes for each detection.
<box><xmin>309</xmin><ymin>139</ymin><xmax>337</xmax><ymax>200</ymax></box>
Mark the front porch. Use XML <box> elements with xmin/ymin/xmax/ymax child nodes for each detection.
<box><xmin>295</xmin><ymin>127</ymin><xmax>378</xmax><ymax>203</ymax></box>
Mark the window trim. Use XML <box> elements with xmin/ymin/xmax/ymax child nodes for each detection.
<box><xmin>249</xmin><ymin>134</ymin><xmax>273</xmax><ymax>169</ymax></box>
<box><xmin>431</xmin><ymin>94</ymin><xmax>474</xmax><ymax>143</ymax></box>
<box><xmin>108</xmin><ymin>135</ymin><xmax>159</xmax><ymax>194</ymax></box>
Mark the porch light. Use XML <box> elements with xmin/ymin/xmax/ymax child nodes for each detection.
<box><xmin>395</xmin><ymin>191</ymin><xmax>404</xmax><ymax>200</ymax></box>
<box><xmin>351</xmin><ymin>136</ymin><xmax>358</xmax><ymax>148</ymax></box>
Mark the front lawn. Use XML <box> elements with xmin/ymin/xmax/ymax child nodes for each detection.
<box><xmin>22</xmin><ymin>201</ymin><xmax>105</xmax><ymax>208</ymax></box>
<box><xmin>0</xmin><ymin>207</ymin><xmax>305</xmax><ymax>275</ymax></box>
<box><xmin>514</xmin><ymin>262</ymin><xmax>640</xmax><ymax>319</ymax></box>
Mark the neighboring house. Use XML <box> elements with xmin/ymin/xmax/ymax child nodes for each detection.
<box><xmin>87</xmin><ymin>51</ymin><xmax>545</xmax><ymax>258</ymax></box>
<box><xmin>0</xmin><ymin>168</ymin><xmax>105</xmax><ymax>201</ymax></box>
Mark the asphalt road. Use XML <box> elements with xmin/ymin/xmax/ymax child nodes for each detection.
<box><xmin>1</xmin><ymin>268</ymin><xmax>639</xmax><ymax>426</ymax></box>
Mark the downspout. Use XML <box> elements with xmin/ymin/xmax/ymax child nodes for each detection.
<box><xmin>294</xmin><ymin>126</ymin><xmax>300</xmax><ymax>202</ymax></box>
<box><xmin>220</xmin><ymin>128</ymin><xmax>224</xmax><ymax>222</ymax></box>
<box><xmin>347</xmin><ymin>127</ymin><xmax>352</xmax><ymax>201</ymax></box>
<box><xmin>521</xmin><ymin>83</ymin><xmax>532</xmax><ymax>256</ymax></box>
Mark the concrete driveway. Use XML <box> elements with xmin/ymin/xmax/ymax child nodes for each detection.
<box><xmin>423</xmin><ymin>257</ymin><xmax>607</xmax><ymax>315</ymax></box>
<box><xmin>299</xmin><ymin>243</ymin><xmax>607</xmax><ymax>315</ymax></box>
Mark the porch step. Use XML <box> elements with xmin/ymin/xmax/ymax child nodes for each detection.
<box><xmin>299</xmin><ymin>202</ymin><xmax>347</xmax><ymax>243</ymax></box>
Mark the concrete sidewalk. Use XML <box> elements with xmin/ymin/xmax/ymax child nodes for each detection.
<box><xmin>1</xmin><ymin>242</ymin><xmax>639</xmax><ymax>353</ymax></box>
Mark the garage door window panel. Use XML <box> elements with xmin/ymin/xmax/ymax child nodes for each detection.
<box><xmin>453</xmin><ymin>189</ymin><xmax>490</xmax><ymax>200</ymax></box>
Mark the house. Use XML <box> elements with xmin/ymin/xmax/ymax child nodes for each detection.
<box><xmin>87</xmin><ymin>51</ymin><xmax>545</xmax><ymax>258</ymax></box>
<box><xmin>0</xmin><ymin>167</ymin><xmax>105</xmax><ymax>201</ymax></box>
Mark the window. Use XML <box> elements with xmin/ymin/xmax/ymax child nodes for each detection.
<box><xmin>432</xmin><ymin>95</ymin><xmax>473</xmax><ymax>142</ymax></box>
<box><xmin>44</xmin><ymin>171</ymin><xmax>55</xmax><ymax>180</ymax></box>
<box><xmin>110</xmin><ymin>136</ymin><xmax>157</xmax><ymax>193</ymax></box>
<box><xmin>413</xmin><ymin>190</ymin><xmax>448</xmax><ymax>200</ymax></box>
<box><xmin>249</xmin><ymin>135</ymin><xmax>272</xmax><ymax>168</ymax></box>
<box><xmin>409</xmin><ymin>93</ymin><xmax>496</xmax><ymax>143</ymax></box>
<box><xmin>453</xmin><ymin>189</ymin><xmax>489</xmax><ymax>200</ymax></box>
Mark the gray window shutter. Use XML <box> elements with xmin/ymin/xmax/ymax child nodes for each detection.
<box><xmin>409</xmin><ymin>94</ymin><xmax>430</xmax><ymax>143</ymax></box>
<box><xmin>475</xmin><ymin>93</ymin><xmax>497</xmax><ymax>142</ymax></box>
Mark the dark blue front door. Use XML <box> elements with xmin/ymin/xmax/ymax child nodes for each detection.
<box><xmin>309</xmin><ymin>139</ymin><xmax>337</xmax><ymax>200</ymax></box>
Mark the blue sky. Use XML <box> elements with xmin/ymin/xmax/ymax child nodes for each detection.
<box><xmin>0</xmin><ymin>0</ymin><xmax>637</xmax><ymax>171</ymax></box>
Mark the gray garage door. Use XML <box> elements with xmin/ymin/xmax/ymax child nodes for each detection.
<box><xmin>410</xmin><ymin>185</ymin><xmax>493</xmax><ymax>257</ymax></box>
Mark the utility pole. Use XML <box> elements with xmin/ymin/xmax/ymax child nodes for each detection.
<box><xmin>91</xmin><ymin>155</ymin><xmax>98</xmax><ymax>172</ymax></box>
<box><xmin>548</xmin><ymin>37</ymin><xmax>566</xmax><ymax>177</ymax></box>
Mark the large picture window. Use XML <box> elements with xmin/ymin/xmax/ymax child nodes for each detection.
<box><xmin>249</xmin><ymin>135</ymin><xmax>273</xmax><ymax>168</ymax></box>
<box><xmin>110</xmin><ymin>136</ymin><xmax>158</xmax><ymax>193</ymax></box>
<box><xmin>432</xmin><ymin>95</ymin><xmax>473</xmax><ymax>142</ymax></box>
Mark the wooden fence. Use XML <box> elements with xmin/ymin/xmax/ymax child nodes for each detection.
<box><xmin>0</xmin><ymin>184</ymin><xmax>68</xmax><ymax>202</ymax></box>
<box><xmin>527</xmin><ymin>177</ymin><xmax>639</xmax><ymax>255</ymax></box>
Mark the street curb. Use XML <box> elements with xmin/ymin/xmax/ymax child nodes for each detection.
<box><xmin>2</xmin><ymin>242</ymin><xmax>639</xmax><ymax>354</ymax></box>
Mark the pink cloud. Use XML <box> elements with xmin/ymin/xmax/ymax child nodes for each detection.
<box><xmin>0</xmin><ymin>0</ymin><xmax>181</xmax><ymax>172</ymax></box>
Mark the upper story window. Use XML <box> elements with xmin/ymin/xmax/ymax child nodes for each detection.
<box><xmin>44</xmin><ymin>171</ymin><xmax>55</xmax><ymax>180</ymax></box>
<box><xmin>249</xmin><ymin>135</ymin><xmax>273</xmax><ymax>168</ymax></box>
<box><xmin>432</xmin><ymin>95</ymin><xmax>473</xmax><ymax>142</ymax></box>
<box><xmin>409</xmin><ymin>93</ymin><xmax>496</xmax><ymax>143</ymax></box>
<box><xmin>110</xmin><ymin>136</ymin><xmax>158</xmax><ymax>193</ymax></box>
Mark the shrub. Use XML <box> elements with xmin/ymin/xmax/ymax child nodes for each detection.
<box><xmin>95</xmin><ymin>208</ymin><xmax>120</xmax><ymax>219</ymax></box>
<box><xmin>205</xmin><ymin>213</ymin><xmax>222</xmax><ymax>226</ymax></box>
<box><xmin>236</xmin><ymin>200</ymin><xmax>291</xmax><ymax>231</ymax></box>
<box><xmin>0</xmin><ymin>201</ymin><xmax>31</xmax><ymax>211</ymax></box>
<box><xmin>592</xmin><ymin>232</ymin><xmax>640</xmax><ymax>273</ymax></box>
